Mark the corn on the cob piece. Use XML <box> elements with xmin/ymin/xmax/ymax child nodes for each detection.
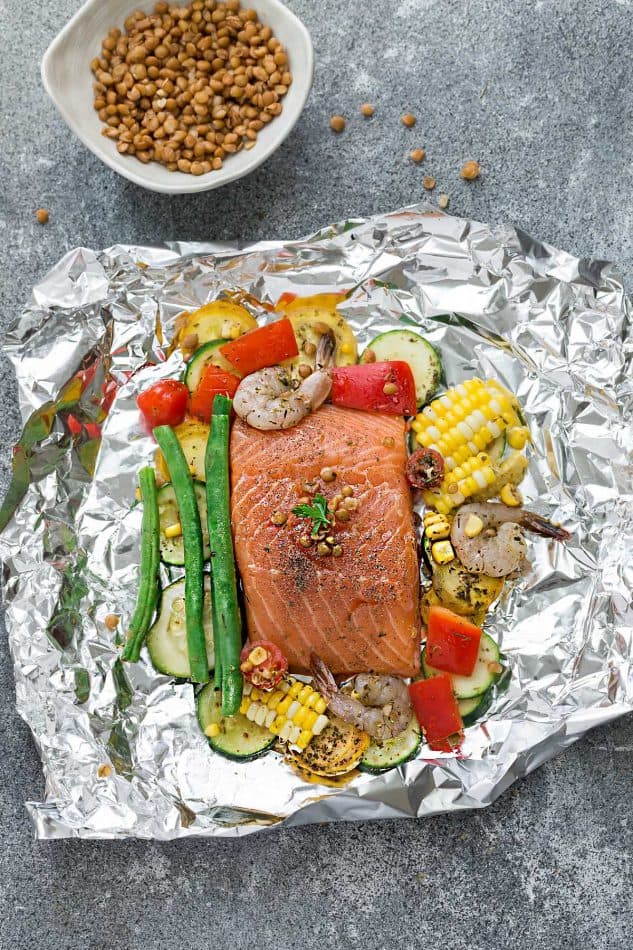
<box><xmin>413</xmin><ymin>378</ymin><xmax>523</xmax><ymax>514</ymax></box>
<box><xmin>239</xmin><ymin>678</ymin><xmax>329</xmax><ymax>751</ymax></box>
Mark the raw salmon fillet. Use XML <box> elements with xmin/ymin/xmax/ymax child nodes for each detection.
<box><xmin>230</xmin><ymin>405</ymin><xmax>420</xmax><ymax>677</ymax></box>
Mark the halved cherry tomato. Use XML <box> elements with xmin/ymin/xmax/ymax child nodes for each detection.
<box><xmin>240</xmin><ymin>640</ymin><xmax>288</xmax><ymax>690</ymax></box>
<box><xmin>189</xmin><ymin>364</ymin><xmax>240</xmax><ymax>422</ymax></box>
<box><xmin>137</xmin><ymin>380</ymin><xmax>189</xmax><ymax>428</ymax></box>
<box><xmin>426</xmin><ymin>606</ymin><xmax>482</xmax><ymax>677</ymax></box>
<box><xmin>330</xmin><ymin>361</ymin><xmax>417</xmax><ymax>415</ymax></box>
<box><xmin>409</xmin><ymin>675</ymin><xmax>463</xmax><ymax>744</ymax></box>
<box><xmin>407</xmin><ymin>448</ymin><xmax>445</xmax><ymax>489</ymax></box>
<box><xmin>219</xmin><ymin>319</ymin><xmax>299</xmax><ymax>376</ymax></box>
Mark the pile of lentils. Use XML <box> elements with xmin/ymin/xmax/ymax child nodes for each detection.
<box><xmin>91</xmin><ymin>0</ymin><xmax>291</xmax><ymax>175</ymax></box>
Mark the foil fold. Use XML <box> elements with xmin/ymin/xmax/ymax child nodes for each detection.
<box><xmin>1</xmin><ymin>203</ymin><xmax>631</xmax><ymax>839</ymax></box>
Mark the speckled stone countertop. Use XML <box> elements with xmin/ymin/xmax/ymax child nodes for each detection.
<box><xmin>1</xmin><ymin>1</ymin><xmax>632</xmax><ymax>947</ymax></box>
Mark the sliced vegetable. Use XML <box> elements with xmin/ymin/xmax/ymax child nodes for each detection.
<box><xmin>189</xmin><ymin>364</ymin><xmax>240</xmax><ymax>422</ymax></box>
<box><xmin>205</xmin><ymin>394</ymin><xmax>243</xmax><ymax>715</ymax></box>
<box><xmin>359</xmin><ymin>715</ymin><xmax>421</xmax><ymax>774</ymax></box>
<box><xmin>286</xmin><ymin>716</ymin><xmax>369</xmax><ymax>776</ymax></box>
<box><xmin>330</xmin><ymin>361</ymin><xmax>417</xmax><ymax>415</ymax></box>
<box><xmin>428</xmin><ymin>557</ymin><xmax>504</xmax><ymax>619</ymax></box>
<box><xmin>184</xmin><ymin>339</ymin><xmax>236</xmax><ymax>393</ymax></box>
<box><xmin>179</xmin><ymin>300</ymin><xmax>257</xmax><ymax>352</ymax></box>
<box><xmin>240</xmin><ymin>641</ymin><xmax>288</xmax><ymax>690</ymax></box>
<box><xmin>421</xmin><ymin>631</ymin><xmax>502</xmax><ymax>699</ymax></box>
<box><xmin>407</xmin><ymin>448</ymin><xmax>445</xmax><ymax>489</ymax></box>
<box><xmin>276</xmin><ymin>292</ymin><xmax>347</xmax><ymax>314</ymax></box>
<box><xmin>425</xmin><ymin>605</ymin><xmax>482</xmax><ymax>677</ymax></box>
<box><xmin>458</xmin><ymin>689</ymin><xmax>494</xmax><ymax>727</ymax></box>
<box><xmin>219</xmin><ymin>318</ymin><xmax>299</xmax><ymax>376</ymax></box>
<box><xmin>137</xmin><ymin>380</ymin><xmax>189</xmax><ymax>429</ymax></box>
<box><xmin>280</xmin><ymin>305</ymin><xmax>357</xmax><ymax>374</ymax></box>
<box><xmin>122</xmin><ymin>466</ymin><xmax>161</xmax><ymax>662</ymax></box>
<box><xmin>153</xmin><ymin>425</ymin><xmax>209</xmax><ymax>684</ymax></box>
<box><xmin>197</xmin><ymin>683</ymin><xmax>275</xmax><ymax>761</ymax></box>
<box><xmin>147</xmin><ymin>576</ymin><xmax>214</xmax><ymax>677</ymax></box>
<box><xmin>157</xmin><ymin>481</ymin><xmax>209</xmax><ymax>565</ymax></box>
<box><xmin>409</xmin><ymin>674</ymin><xmax>463</xmax><ymax>743</ymax></box>
<box><xmin>240</xmin><ymin>677</ymin><xmax>329</xmax><ymax>750</ymax></box>
<box><xmin>155</xmin><ymin>419</ymin><xmax>210</xmax><ymax>482</ymax></box>
<box><xmin>367</xmin><ymin>329</ymin><xmax>441</xmax><ymax>407</ymax></box>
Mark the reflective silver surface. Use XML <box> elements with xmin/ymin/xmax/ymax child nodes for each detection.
<box><xmin>1</xmin><ymin>204</ymin><xmax>631</xmax><ymax>839</ymax></box>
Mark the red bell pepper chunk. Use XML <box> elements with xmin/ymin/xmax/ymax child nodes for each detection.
<box><xmin>219</xmin><ymin>319</ymin><xmax>299</xmax><ymax>376</ymax></box>
<box><xmin>426</xmin><ymin>606</ymin><xmax>482</xmax><ymax>677</ymax></box>
<box><xmin>409</xmin><ymin>675</ymin><xmax>463</xmax><ymax>743</ymax></box>
<box><xmin>189</xmin><ymin>364</ymin><xmax>240</xmax><ymax>422</ymax></box>
<box><xmin>330</xmin><ymin>361</ymin><xmax>417</xmax><ymax>415</ymax></box>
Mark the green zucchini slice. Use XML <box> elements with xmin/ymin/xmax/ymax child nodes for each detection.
<box><xmin>158</xmin><ymin>481</ymin><xmax>209</xmax><ymax>565</ymax></box>
<box><xmin>184</xmin><ymin>339</ymin><xmax>235</xmax><ymax>394</ymax></box>
<box><xmin>366</xmin><ymin>329</ymin><xmax>442</xmax><ymax>407</ymax></box>
<box><xmin>359</xmin><ymin>715</ymin><xmax>421</xmax><ymax>774</ymax></box>
<box><xmin>147</xmin><ymin>576</ymin><xmax>214</xmax><ymax>678</ymax></box>
<box><xmin>196</xmin><ymin>682</ymin><xmax>275</xmax><ymax>761</ymax></box>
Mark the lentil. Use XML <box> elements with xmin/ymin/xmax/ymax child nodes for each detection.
<box><xmin>401</xmin><ymin>113</ymin><xmax>416</xmax><ymax>127</ymax></box>
<box><xmin>297</xmin><ymin>363</ymin><xmax>312</xmax><ymax>378</ymax></box>
<box><xmin>35</xmin><ymin>208</ymin><xmax>49</xmax><ymax>224</ymax></box>
<box><xmin>335</xmin><ymin>508</ymin><xmax>350</xmax><ymax>523</ymax></box>
<box><xmin>332</xmin><ymin>544</ymin><xmax>343</xmax><ymax>557</ymax></box>
<box><xmin>104</xmin><ymin>613</ymin><xmax>120</xmax><ymax>630</ymax></box>
<box><xmin>383</xmin><ymin>382</ymin><xmax>398</xmax><ymax>396</ymax></box>
<box><xmin>320</xmin><ymin>467</ymin><xmax>336</xmax><ymax>483</ymax></box>
<box><xmin>360</xmin><ymin>348</ymin><xmax>376</xmax><ymax>364</ymax></box>
<box><xmin>270</xmin><ymin>510</ymin><xmax>287</xmax><ymax>526</ymax></box>
<box><xmin>360</xmin><ymin>102</ymin><xmax>375</xmax><ymax>117</ymax></box>
<box><xmin>317</xmin><ymin>542</ymin><xmax>332</xmax><ymax>557</ymax></box>
<box><xmin>409</xmin><ymin>148</ymin><xmax>425</xmax><ymax>163</ymax></box>
<box><xmin>423</xmin><ymin>176</ymin><xmax>436</xmax><ymax>191</ymax></box>
<box><xmin>329</xmin><ymin>114</ymin><xmax>346</xmax><ymax>133</ymax></box>
<box><xmin>91</xmin><ymin>0</ymin><xmax>291</xmax><ymax>175</ymax></box>
<box><xmin>438</xmin><ymin>193</ymin><xmax>450</xmax><ymax>209</ymax></box>
<box><xmin>341</xmin><ymin>485</ymin><xmax>353</xmax><ymax>498</ymax></box>
<box><xmin>460</xmin><ymin>160</ymin><xmax>480</xmax><ymax>180</ymax></box>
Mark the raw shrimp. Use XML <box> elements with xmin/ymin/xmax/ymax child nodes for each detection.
<box><xmin>451</xmin><ymin>502</ymin><xmax>571</xmax><ymax>578</ymax></box>
<box><xmin>311</xmin><ymin>654</ymin><xmax>413</xmax><ymax>740</ymax></box>
<box><xmin>233</xmin><ymin>331</ymin><xmax>336</xmax><ymax>431</ymax></box>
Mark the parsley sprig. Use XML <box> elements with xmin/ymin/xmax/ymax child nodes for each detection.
<box><xmin>292</xmin><ymin>493</ymin><xmax>332</xmax><ymax>537</ymax></box>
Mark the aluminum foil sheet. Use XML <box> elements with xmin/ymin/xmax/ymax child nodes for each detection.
<box><xmin>1</xmin><ymin>204</ymin><xmax>632</xmax><ymax>839</ymax></box>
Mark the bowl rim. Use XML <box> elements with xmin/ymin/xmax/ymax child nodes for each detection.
<box><xmin>41</xmin><ymin>0</ymin><xmax>314</xmax><ymax>195</ymax></box>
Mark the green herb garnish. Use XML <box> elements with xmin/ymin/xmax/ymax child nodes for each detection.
<box><xmin>292</xmin><ymin>493</ymin><xmax>332</xmax><ymax>537</ymax></box>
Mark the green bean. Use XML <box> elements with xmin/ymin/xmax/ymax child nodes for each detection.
<box><xmin>205</xmin><ymin>395</ymin><xmax>243</xmax><ymax>716</ymax></box>
<box><xmin>153</xmin><ymin>426</ymin><xmax>209</xmax><ymax>684</ymax></box>
<box><xmin>122</xmin><ymin>467</ymin><xmax>160</xmax><ymax>663</ymax></box>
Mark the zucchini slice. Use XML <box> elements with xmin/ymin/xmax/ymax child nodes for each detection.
<box><xmin>196</xmin><ymin>682</ymin><xmax>275</xmax><ymax>761</ymax></box>
<box><xmin>458</xmin><ymin>689</ymin><xmax>494</xmax><ymax>727</ymax></box>
<box><xmin>155</xmin><ymin>420</ymin><xmax>210</xmax><ymax>483</ymax></box>
<box><xmin>184</xmin><ymin>339</ymin><xmax>236</xmax><ymax>393</ymax></box>
<box><xmin>430</xmin><ymin>558</ymin><xmax>504</xmax><ymax>619</ymax></box>
<box><xmin>359</xmin><ymin>715</ymin><xmax>421</xmax><ymax>774</ymax></box>
<box><xmin>158</xmin><ymin>481</ymin><xmax>209</xmax><ymax>565</ymax></box>
<box><xmin>281</xmin><ymin>307</ymin><xmax>357</xmax><ymax>375</ymax></box>
<box><xmin>366</xmin><ymin>329</ymin><xmax>442</xmax><ymax>407</ymax></box>
<box><xmin>147</xmin><ymin>576</ymin><xmax>214</xmax><ymax>677</ymax></box>
<box><xmin>179</xmin><ymin>300</ymin><xmax>257</xmax><ymax>352</ymax></box>
<box><xmin>422</xmin><ymin>631</ymin><xmax>502</xmax><ymax>699</ymax></box>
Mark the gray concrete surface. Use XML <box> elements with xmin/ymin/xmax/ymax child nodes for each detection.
<box><xmin>1</xmin><ymin>0</ymin><xmax>632</xmax><ymax>947</ymax></box>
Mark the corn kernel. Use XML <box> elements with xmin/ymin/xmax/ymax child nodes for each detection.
<box><xmin>297</xmin><ymin>685</ymin><xmax>313</xmax><ymax>705</ymax></box>
<box><xmin>431</xmin><ymin>540</ymin><xmax>455</xmax><ymax>564</ymax></box>
<box><xmin>204</xmin><ymin>722</ymin><xmax>221</xmax><ymax>738</ymax></box>
<box><xmin>276</xmin><ymin>696</ymin><xmax>292</xmax><ymax>716</ymax></box>
<box><xmin>288</xmin><ymin>681</ymin><xmax>303</xmax><ymax>698</ymax></box>
<box><xmin>296</xmin><ymin>730</ymin><xmax>313</xmax><ymax>749</ymax></box>
<box><xmin>267</xmin><ymin>690</ymin><xmax>284</xmax><ymax>710</ymax></box>
<box><xmin>425</xmin><ymin>520</ymin><xmax>451</xmax><ymax>541</ymax></box>
<box><xmin>507</xmin><ymin>426</ymin><xmax>529</xmax><ymax>450</ymax></box>
<box><xmin>239</xmin><ymin>699</ymin><xmax>250</xmax><ymax>715</ymax></box>
<box><xmin>293</xmin><ymin>707</ymin><xmax>308</xmax><ymax>728</ymax></box>
<box><xmin>164</xmin><ymin>522</ymin><xmax>182</xmax><ymax>539</ymax></box>
<box><xmin>313</xmin><ymin>714</ymin><xmax>329</xmax><ymax>734</ymax></box>
<box><xmin>464</xmin><ymin>514</ymin><xmax>484</xmax><ymax>538</ymax></box>
<box><xmin>314</xmin><ymin>696</ymin><xmax>327</xmax><ymax>715</ymax></box>
<box><xmin>500</xmin><ymin>483</ymin><xmax>523</xmax><ymax>506</ymax></box>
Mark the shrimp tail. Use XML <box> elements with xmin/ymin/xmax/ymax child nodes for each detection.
<box><xmin>316</xmin><ymin>330</ymin><xmax>337</xmax><ymax>370</ymax></box>
<box><xmin>519</xmin><ymin>511</ymin><xmax>571</xmax><ymax>541</ymax></box>
<box><xmin>310</xmin><ymin>652</ymin><xmax>337</xmax><ymax>699</ymax></box>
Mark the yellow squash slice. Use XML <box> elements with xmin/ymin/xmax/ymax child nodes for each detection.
<box><xmin>179</xmin><ymin>301</ymin><xmax>257</xmax><ymax>353</ymax></box>
<box><xmin>155</xmin><ymin>419</ymin><xmax>210</xmax><ymax>483</ymax></box>
<box><xmin>286</xmin><ymin>716</ymin><xmax>370</xmax><ymax>777</ymax></box>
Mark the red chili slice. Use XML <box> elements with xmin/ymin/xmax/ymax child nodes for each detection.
<box><xmin>406</xmin><ymin>448</ymin><xmax>445</xmax><ymax>489</ymax></box>
<box><xmin>239</xmin><ymin>640</ymin><xmax>288</xmax><ymax>690</ymax></box>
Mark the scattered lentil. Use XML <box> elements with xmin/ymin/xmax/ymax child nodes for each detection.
<box><xmin>317</xmin><ymin>542</ymin><xmax>332</xmax><ymax>557</ymax></box>
<box><xmin>335</xmin><ymin>508</ymin><xmax>351</xmax><ymax>523</ymax></box>
<box><xmin>330</xmin><ymin>115</ymin><xmax>346</xmax><ymax>133</ymax></box>
<box><xmin>438</xmin><ymin>194</ymin><xmax>450</xmax><ymax>209</ymax></box>
<box><xmin>341</xmin><ymin>485</ymin><xmax>353</xmax><ymax>498</ymax></box>
<box><xmin>361</xmin><ymin>348</ymin><xmax>376</xmax><ymax>364</ymax></box>
<box><xmin>270</xmin><ymin>510</ymin><xmax>287</xmax><ymax>526</ymax></box>
<box><xmin>97</xmin><ymin>764</ymin><xmax>112</xmax><ymax>778</ymax></box>
<box><xmin>299</xmin><ymin>535</ymin><xmax>312</xmax><ymax>548</ymax></box>
<box><xmin>460</xmin><ymin>160</ymin><xmax>480</xmax><ymax>180</ymax></box>
<box><xmin>320</xmin><ymin>466</ymin><xmax>336</xmax><ymax>483</ymax></box>
<box><xmin>409</xmin><ymin>148</ymin><xmax>425</xmax><ymax>163</ymax></box>
<box><xmin>383</xmin><ymin>382</ymin><xmax>398</xmax><ymax>396</ymax></box>
<box><xmin>332</xmin><ymin>545</ymin><xmax>343</xmax><ymax>557</ymax></box>
<box><xmin>401</xmin><ymin>113</ymin><xmax>416</xmax><ymax>127</ymax></box>
<box><xmin>360</xmin><ymin>102</ymin><xmax>375</xmax><ymax>117</ymax></box>
<box><xmin>423</xmin><ymin>176</ymin><xmax>436</xmax><ymax>190</ymax></box>
<box><xmin>382</xmin><ymin>436</ymin><xmax>395</xmax><ymax>448</ymax></box>
<box><xmin>104</xmin><ymin>614</ymin><xmax>120</xmax><ymax>630</ymax></box>
<box><xmin>35</xmin><ymin>208</ymin><xmax>49</xmax><ymax>224</ymax></box>
<box><xmin>297</xmin><ymin>363</ymin><xmax>312</xmax><ymax>378</ymax></box>
<box><xmin>303</xmin><ymin>341</ymin><xmax>317</xmax><ymax>357</ymax></box>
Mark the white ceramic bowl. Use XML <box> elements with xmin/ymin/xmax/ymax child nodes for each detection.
<box><xmin>41</xmin><ymin>0</ymin><xmax>313</xmax><ymax>194</ymax></box>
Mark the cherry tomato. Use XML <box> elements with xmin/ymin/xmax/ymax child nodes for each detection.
<box><xmin>239</xmin><ymin>640</ymin><xmax>288</xmax><ymax>690</ymax></box>
<box><xmin>137</xmin><ymin>380</ymin><xmax>189</xmax><ymax>429</ymax></box>
<box><xmin>406</xmin><ymin>448</ymin><xmax>445</xmax><ymax>489</ymax></box>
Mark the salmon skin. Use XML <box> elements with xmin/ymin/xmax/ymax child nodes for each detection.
<box><xmin>230</xmin><ymin>405</ymin><xmax>421</xmax><ymax>677</ymax></box>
